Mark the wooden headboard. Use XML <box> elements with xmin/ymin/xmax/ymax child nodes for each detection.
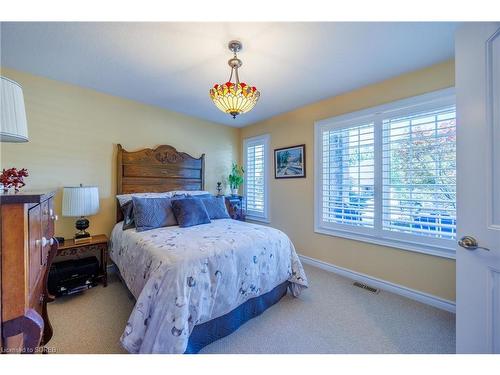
<box><xmin>116</xmin><ymin>144</ymin><xmax>205</xmax><ymax>221</ymax></box>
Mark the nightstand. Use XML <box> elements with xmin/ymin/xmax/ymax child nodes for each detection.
<box><xmin>56</xmin><ymin>234</ymin><xmax>109</xmax><ymax>287</ymax></box>
<box><xmin>224</xmin><ymin>195</ymin><xmax>246</xmax><ymax>221</ymax></box>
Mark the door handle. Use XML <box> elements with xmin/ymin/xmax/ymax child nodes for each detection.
<box><xmin>458</xmin><ymin>236</ymin><xmax>490</xmax><ymax>251</ymax></box>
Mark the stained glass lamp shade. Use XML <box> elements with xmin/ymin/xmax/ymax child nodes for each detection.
<box><xmin>209</xmin><ymin>40</ymin><xmax>260</xmax><ymax>119</ymax></box>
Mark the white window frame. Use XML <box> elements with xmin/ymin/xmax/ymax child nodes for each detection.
<box><xmin>314</xmin><ymin>88</ymin><xmax>456</xmax><ymax>259</ymax></box>
<box><xmin>243</xmin><ymin>134</ymin><xmax>270</xmax><ymax>223</ymax></box>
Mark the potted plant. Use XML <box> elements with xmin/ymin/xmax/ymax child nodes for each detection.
<box><xmin>228</xmin><ymin>162</ymin><xmax>244</xmax><ymax>196</ymax></box>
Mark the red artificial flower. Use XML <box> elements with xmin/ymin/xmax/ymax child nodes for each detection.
<box><xmin>1</xmin><ymin>167</ymin><xmax>29</xmax><ymax>191</ymax></box>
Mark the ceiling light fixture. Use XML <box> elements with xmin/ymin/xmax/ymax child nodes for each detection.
<box><xmin>209</xmin><ymin>40</ymin><xmax>260</xmax><ymax>119</ymax></box>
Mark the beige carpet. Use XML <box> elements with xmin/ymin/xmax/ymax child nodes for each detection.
<box><xmin>47</xmin><ymin>264</ymin><xmax>455</xmax><ymax>354</ymax></box>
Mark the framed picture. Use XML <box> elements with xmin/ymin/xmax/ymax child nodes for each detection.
<box><xmin>274</xmin><ymin>144</ymin><xmax>306</xmax><ymax>179</ymax></box>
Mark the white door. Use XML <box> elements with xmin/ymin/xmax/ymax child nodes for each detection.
<box><xmin>456</xmin><ymin>23</ymin><xmax>500</xmax><ymax>354</ymax></box>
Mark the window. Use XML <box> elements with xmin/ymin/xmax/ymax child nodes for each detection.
<box><xmin>244</xmin><ymin>134</ymin><xmax>270</xmax><ymax>222</ymax></box>
<box><xmin>382</xmin><ymin>106</ymin><xmax>456</xmax><ymax>241</ymax></box>
<box><xmin>322</xmin><ymin>123</ymin><xmax>375</xmax><ymax>228</ymax></box>
<box><xmin>315</xmin><ymin>89</ymin><xmax>456</xmax><ymax>258</ymax></box>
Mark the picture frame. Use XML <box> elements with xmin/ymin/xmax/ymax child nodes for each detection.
<box><xmin>274</xmin><ymin>144</ymin><xmax>306</xmax><ymax>179</ymax></box>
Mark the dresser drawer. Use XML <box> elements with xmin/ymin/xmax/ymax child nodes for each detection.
<box><xmin>41</xmin><ymin>198</ymin><xmax>55</xmax><ymax>267</ymax></box>
<box><xmin>28</xmin><ymin>199</ymin><xmax>55</xmax><ymax>308</ymax></box>
<box><xmin>28</xmin><ymin>204</ymin><xmax>43</xmax><ymax>293</ymax></box>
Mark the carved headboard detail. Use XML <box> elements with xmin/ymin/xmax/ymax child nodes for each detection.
<box><xmin>116</xmin><ymin>144</ymin><xmax>205</xmax><ymax>221</ymax></box>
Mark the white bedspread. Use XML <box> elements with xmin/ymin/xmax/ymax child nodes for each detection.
<box><xmin>110</xmin><ymin>219</ymin><xmax>308</xmax><ymax>354</ymax></box>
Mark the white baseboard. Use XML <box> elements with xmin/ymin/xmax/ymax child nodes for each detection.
<box><xmin>299</xmin><ymin>254</ymin><xmax>456</xmax><ymax>313</ymax></box>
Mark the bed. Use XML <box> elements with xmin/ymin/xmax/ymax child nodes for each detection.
<box><xmin>110</xmin><ymin>144</ymin><xmax>308</xmax><ymax>354</ymax></box>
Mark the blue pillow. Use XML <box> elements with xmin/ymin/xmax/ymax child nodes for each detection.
<box><xmin>171</xmin><ymin>198</ymin><xmax>211</xmax><ymax>228</ymax></box>
<box><xmin>132</xmin><ymin>197</ymin><xmax>177</xmax><ymax>232</ymax></box>
<box><xmin>189</xmin><ymin>193</ymin><xmax>212</xmax><ymax>199</ymax></box>
<box><xmin>200</xmin><ymin>196</ymin><xmax>230</xmax><ymax>219</ymax></box>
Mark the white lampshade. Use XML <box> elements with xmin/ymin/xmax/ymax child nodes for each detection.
<box><xmin>0</xmin><ymin>76</ymin><xmax>29</xmax><ymax>142</ymax></box>
<box><xmin>62</xmin><ymin>186</ymin><xmax>100</xmax><ymax>217</ymax></box>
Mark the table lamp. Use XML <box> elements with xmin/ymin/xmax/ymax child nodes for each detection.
<box><xmin>62</xmin><ymin>184</ymin><xmax>99</xmax><ymax>243</ymax></box>
<box><xmin>1</xmin><ymin>76</ymin><xmax>29</xmax><ymax>142</ymax></box>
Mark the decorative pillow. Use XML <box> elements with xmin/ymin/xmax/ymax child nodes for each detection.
<box><xmin>201</xmin><ymin>196</ymin><xmax>230</xmax><ymax>219</ymax></box>
<box><xmin>171</xmin><ymin>198</ymin><xmax>211</xmax><ymax>228</ymax></box>
<box><xmin>189</xmin><ymin>193</ymin><xmax>212</xmax><ymax>199</ymax></box>
<box><xmin>120</xmin><ymin>200</ymin><xmax>136</xmax><ymax>230</ymax></box>
<box><xmin>132</xmin><ymin>197</ymin><xmax>178</xmax><ymax>232</ymax></box>
<box><xmin>116</xmin><ymin>192</ymin><xmax>173</xmax><ymax>207</ymax></box>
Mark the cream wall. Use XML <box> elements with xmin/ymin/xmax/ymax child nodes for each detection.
<box><xmin>241</xmin><ymin>60</ymin><xmax>456</xmax><ymax>301</ymax></box>
<box><xmin>0</xmin><ymin>67</ymin><xmax>240</xmax><ymax>239</ymax></box>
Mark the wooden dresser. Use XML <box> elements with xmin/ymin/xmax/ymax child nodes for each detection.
<box><xmin>0</xmin><ymin>191</ymin><xmax>58</xmax><ymax>353</ymax></box>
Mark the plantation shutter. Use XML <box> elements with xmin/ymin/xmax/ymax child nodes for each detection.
<box><xmin>382</xmin><ymin>105</ymin><xmax>456</xmax><ymax>239</ymax></box>
<box><xmin>321</xmin><ymin>123</ymin><xmax>375</xmax><ymax>228</ymax></box>
<box><xmin>315</xmin><ymin>89</ymin><xmax>456</xmax><ymax>255</ymax></box>
<box><xmin>244</xmin><ymin>135</ymin><xmax>269</xmax><ymax>219</ymax></box>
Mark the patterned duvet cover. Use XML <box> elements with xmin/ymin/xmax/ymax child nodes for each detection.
<box><xmin>110</xmin><ymin>219</ymin><xmax>308</xmax><ymax>353</ymax></box>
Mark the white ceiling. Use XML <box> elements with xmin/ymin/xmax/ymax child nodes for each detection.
<box><xmin>0</xmin><ymin>22</ymin><xmax>458</xmax><ymax>127</ymax></box>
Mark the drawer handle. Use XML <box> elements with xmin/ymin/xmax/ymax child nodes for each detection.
<box><xmin>35</xmin><ymin>237</ymin><xmax>54</xmax><ymax>247</ymax></box>
<box><xmin>39</xmin><ymin>294</ymin><xmax>45</xmax><ymax>306</ymax></box>
<box><xmin>49</xmin><ymin>209</ymin><xmax>58</xmax><ymax>221</ymax></box>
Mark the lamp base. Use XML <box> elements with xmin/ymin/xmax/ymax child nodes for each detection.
<box><xmin>74</xmin><ymin>217</ymin><xmax>91</xmax><ymax>243</ymax></box>
<box><xmin>75</xmin><ymin>230</ymin><xmax>90</xmax><ymax>239</ymax></box>
<box><xmin>74</xmin><ymin>235</ymin><xmax>93</xmax><ymax>244</ymax></box>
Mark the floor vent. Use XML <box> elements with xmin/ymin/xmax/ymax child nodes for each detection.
<box><xmin>353</xmin><ymin>281</ymin><xmax>380</xmax><ymax>294</ymax></box>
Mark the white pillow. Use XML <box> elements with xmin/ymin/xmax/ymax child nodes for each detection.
<box><xmin>116</xmin><ymin>192</ymin><xmax>173</xmax><ymax>206</ymax></box>
<box><xmin>171</xmin><ymin>190</ymin><xmax>211</xmax><ymax>197</ymax></box>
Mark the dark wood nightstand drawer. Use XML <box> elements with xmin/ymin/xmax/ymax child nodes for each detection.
<box><xmin>224</xmin><ymin>195</ymin><xmax>246</xmax><ymax>221</ymax></box>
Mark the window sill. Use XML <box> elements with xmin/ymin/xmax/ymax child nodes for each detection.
<box><xmin>314</xmin><ymin>226</ymin><xmax>456</xmax><ymax>259</ymax></box>
<box><xmin>246</xmin><ymin>215</ymin><xmax>271</xmax><ymax>224</ymax></box>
